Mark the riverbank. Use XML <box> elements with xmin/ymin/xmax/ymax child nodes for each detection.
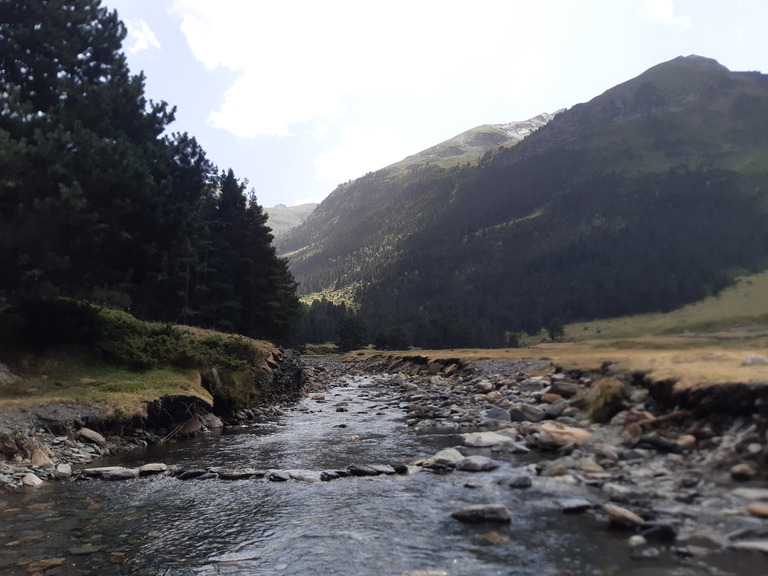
<box><xmin>2</xmin><ymin>354</ymin><xmax>768</xmax><ymax>573</ymax></box>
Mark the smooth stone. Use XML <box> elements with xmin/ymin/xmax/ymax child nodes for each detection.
<box><xmin>267</xmin><ymin>470</ymin><xmax>291</xmax><ymax>482</ymax></box>
<box><xmin>429</xmin><ymin>448</ymin><xmax>464</xmax><ymax>467</ymax></box>
<box><xmin>602</xmin><ymin>482</ymin><xmax>648</xmax><ymax>503</ymax></box>
<box><xmin>177</xmin><ymin>469</ymin><xmax>208</xmax><ymax>480</ymax></box>
<box><xmin>462</xmin><ymin>431</ymin><xmax>515</xmax><ymax>448</ymax></box>
<box><xmin>139</xmin><ymin>463</ymin><xmax>167</xmax><ymax>476</ymax></box>
<box><xmin>455</xmin><ymin>456</ymin><xmax>500</xmax><ymax>472</ymax></box>
<box><xmin>509</xmin><ymin>403</ymin><xmax>545</xmax><ymax>423</ymax></box>
<box><xmin>536</xmin><ymin>422</ymin><xmax>593</xmax><ymax>447</ymax></box>
<box><xmin>78</xmin><ymin>428</ymin><xmax>106</xmax><ymax>445</ymax></box>
<box><xmin>212</xmin><ymin>468</ymin><xmax>257</xmax><ymax>480</ymax></box>
<box><xmin>729</xmin><ymin>540</ymin><xmax>768</xmax><ymax>553</ymax></box>
<box><xmin>604</xmin><ymin>503</ymin><xmax>644</xmax><ymax>528</ymax></box>
<box><xmin>55</xmin><ymin>463</ymin><xmax>72</xmax><ymax>479</ymax></box>
<box><xmin>69</xmin><ymin>544</ymin><xmax>106</xmax><ymax>555</ymax></box>
<box><xmin>81</xmin><ymin>466</ymin><xmax>124</xmax><ymax>478</ymax></box>
<box><xmin>733</xmin><ymin>488</ymin><xmax>768</xmax><ymax>500</ymax></box>
<box><xmin>560</xmin><ymin>498</ymin><xmax>593</xmax><ymax>513</ymax></box>
<box><xmin>628</xmin><ymin>535</ymin><xmax>647</xmax><ymax>548</ymax></box>
<box><xmin>21</xmin><ymin>473</ymin><xmax>43</xmax><ymax>487</ymax></box>
<box><xmin>347</xmin><ymin>465</ymin><xmax>380</xmax><ymax>477</ymax></box>
<box><xmin>508</xmin><ymin>475</ymin><xmax>533</xmax><ymax>489</ymax></box>
<box><xmin>747</xmin><ymin>503</ymin><xmax>768</xmax><ymax>518</ymax></box>
<box><xmin>101</xmin><ymin>468</ymin><xmax>139</xmax><ymax>481</ymax></box>
<box><xmin>370</xmin><ymin>464</ymin><xmax>397</xmax><ymax>475</ymax></box>
<box><xmin>287</xmin><ymin>470</ymin><xmax>323</xmax><ymax>483</ymax></box>
<box><xmin>451</xmin><ymin>504</ymin><xmax>511</xmax><ymax>524</ymax></box>
<box><xmin>731</xmin><ymin>463</ymin><xmax>757</xmax><ymax>481</ymax></box>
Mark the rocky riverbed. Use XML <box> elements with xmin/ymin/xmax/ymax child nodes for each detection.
<box><xmin>2</xmin><ymin>354</ymin><xmax>768</xmax><ymax>573</ymax></box>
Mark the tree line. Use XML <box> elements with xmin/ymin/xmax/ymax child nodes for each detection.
<box><xmin>0</xmin><ymin>0</ymin><xmax>300</xmax><ymax>345</ymax></box>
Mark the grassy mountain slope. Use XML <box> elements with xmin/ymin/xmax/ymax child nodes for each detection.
<box><xmin>279</xmin><ymin>55</ymin><xmax>768</xmax><ymax>347</ymax></box>
<box><xmin>265</xmin><ymin>203</ymin><xmax>318</xmax><ymax>236</ymax></box>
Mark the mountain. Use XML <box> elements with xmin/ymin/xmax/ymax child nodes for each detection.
<box><xmin>265</xmin><ymin>203</ymin><xmax>318</xmax><ymax>235</ymax></box>
<box><xmin>278</xmin><ymin>55</ymin><xmax>768</xmax><ymax>348</ymax></box>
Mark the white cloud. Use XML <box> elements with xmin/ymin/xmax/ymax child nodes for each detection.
<box><xmin>313</xmin><ymin>122</ymin><xmax>406</xmax><ymax>184</ymax></box>
<box><xmin>125</xmin><ymin>18</ymin><xmax>161</xmax><ymax>55</ymax></box>
<box><xmin>169</xmin><ymin>0</ymin><xmax>557</xmax><ymax>139</ymax></box>
<box><xmin>642</xmin><ymin>0</ymin><xmax>692</xmax><ymax>28</ymax></box>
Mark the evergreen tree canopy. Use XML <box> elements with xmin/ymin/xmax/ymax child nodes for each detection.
<box><xmin>0</xmin><ymin>0</ymin><xmax>301</xmax><ymax>346</ymax></box>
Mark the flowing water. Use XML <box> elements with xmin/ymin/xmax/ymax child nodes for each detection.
<box><xmin>0</xmin><ymin>372</ymin><xmax>766</xmax><ymax>575</ymax></box>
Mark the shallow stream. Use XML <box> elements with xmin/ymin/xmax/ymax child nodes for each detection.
<box><xmin>1</xmin><ymin>372</ymin><xmax>766</xmax><ymax>575</ymax></box>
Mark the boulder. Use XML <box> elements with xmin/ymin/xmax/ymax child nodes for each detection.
<box><xmin>101</xmin><ymin>468</ymin><xmax>140</xmax><ymax>481</ymax></box>
<box><xmin>451</xmin><ymin>504</ymin><xmax>511</xmax><ymax>524</ymax></box>
<box><xmin>55</xmin><ymin>463</ymin><xmax>72</xmax><ymax>479</ymax></box>
<box><xmin>484</xmin><ymin>407</ymin><xmax>511</xmax><ymax>422</ymax></box>
<box><xmin>78</xmin><ymin>427</ymin><xmax>106</xmax><ymax>446</ymax></box>
<box><xmin>22</xmin><ymin>472</ymin><xmax>44</xmax><ymax>487</ymax></box>
<box><xmin>139</xmin><ymin>463</ymin><xmax>168</xmax><ymax>476</ymax></box>
<box><xmin>509</xmin><ymin>403</ymin><xmax>545</xmax><ymax>422</ymax></box>
<box><xmin>31</xmin><ymin>448</ymin><xmax>54</xmax><ymax>468</ymax></box>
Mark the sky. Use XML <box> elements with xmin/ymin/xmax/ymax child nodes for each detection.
<box><xmin>102</xmin><ymin>0</ymin><xmax>768</xmax><ymax>208</ymax></box>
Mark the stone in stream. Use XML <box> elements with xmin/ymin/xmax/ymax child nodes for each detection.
<box><xmin>559</xmin><ymin>498</ymin><xmax>593</xmax><ymax>514</ymax></box>
<box><xmin>731</xmin><ymin>463</ymin><xmax>758</xmax><ymax>481</ymax></box>
<box><xmin>139</xmin><ymin>463</ymin><xmax>167</xmax><ymax>477</ymax></box>
<box><xmin>640</xmin><ymin>522</ymin><xmax>677</xmax><ymax>542</ymax></box>
<box><xmin>603</xmin><ymin>503</ymin><xmax>644</xmax><ymax>529</ymax></box>
<box><xmin>347</xmin><ymin>465</ymin><xmax>380</xmax><ymax>477</ymax></box>
<box><xmin>101</xmin><ymin>468</ymin><xmax>140</xmax><ymax>481</ymax></box>
<box><xmin>427</xmin><ymin>448</ymin><xmax>464</xmax><ymax>467</ymax></box>
<box><xmin>508</xmin><ymin>403</ymin><xmax>545</xmax><ymax>423</ymax></box>
<box><xmin>455</xmin><ymin>456</ymin><xmax>500</xmax><ymax>472</ymax></box>
<box><xmin>177</xmin><ymin>469</ymin><xmax>209</xmax><ymax>481</ymax></box>
<box><xmin>267</xmin><ymin>470</ymin><xmax>291</xmax><ymax>482</ymax></box>
<box><xmin>506</xmin><ymin>475</ymin><xmax>533</xmax><ymax>489</ymax></box>
<box><xmin>370</xmin><ymin>464</ymin><xmax>397</xmax><ymax>475</ymax></box>
<box><xmin>55</xmin><ymin>463</ymin><xmax>72</xmax><ymax>479</ymax></box>
<box><xmin>451</xmin><ymin>504</ymin><xmax>511</xmax><ymax>524</ymax></box>
<box><xmin>462</xmin><ymin>431</ymin><xmax>515</xmax><ymax>448</ymax></box>
<box><xmin>21</xmin><ymin>473</ymin><xmax>43</xmax><ymax>487</ymax></box>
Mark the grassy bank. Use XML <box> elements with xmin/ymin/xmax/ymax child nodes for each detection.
<box><xmin>0</xmin><ymin>300</ymin><xmax>277</xmax><ymax>423</ymax></box>
<box><xmin>343</xmin><ymin>271</ymin><xmax>768</xmax><ymax>391</ymax></box>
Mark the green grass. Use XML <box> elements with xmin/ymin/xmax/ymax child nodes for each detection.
<box><xmin>0</xmin><ymin>301</ymin><xmax>277</xmax><ymax>420</ymax></box>
<box><xmin>561</xmin><ymin>270</ymin><xmax>768</xmax><ymax>342</ymax></box>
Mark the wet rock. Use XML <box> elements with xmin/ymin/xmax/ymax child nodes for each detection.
<box><xmin>177</xmin><ymin>469</ymin><xmax>208</xmax><ymax>480</ymax></box>
<box><xmin>321</xmin><ymin>470</ymin><xmax>342</xmax><ymax>481</ymax></box>
<box><xmin>428</xmin><ymin>448</ymin><xmax>464</xmax><ymax>467</ymax></box>
<box><xmin>463</xmin><ymin>431</ymin><xmax>515</xmax><ymax>448</ymax></box>
<box><xmin>139</xmin><ymin>463</ymin><xmax>168</xmax><ymax>477</ymax></box>
<box><xmin>370</xmin><ymin>464</ymin><xmax>397</xmax><ymax>475</ymax></box>
<box><xmin>637</xmin><ymin>433</ymin><xmax>677</xmax><ymax>453</ymax></box>
<box><xmin>559</xmin><ymin>498</ymin><xmax>593</xmax><ymax>513</ymax></box>
<box><xmin>602</xmin><ymin>482</ymin><xmax>648</xmax><ymax>503</ymax></box>
<box><xmin>603</xmin><ymin>503</ymin><xmax>644</xmax><ymax>529</ymax></box>
<box><xmin>628</xmin><ymin>535</ymin><xmax>647</xmax><ymax>548</ymax></box>
<box><xmin>101</xmin><ymin>468</ymin><xmax>139</xmax><ymax>481</ymax></box>
<box><xmin>731</xmin><ymin>463</ymin><xmax>757</xmax><ymax>481</ymax></box>
<box><xmin>455</xmin><ymin>455</ymin><xmax>500</xmax><ymax>472</ymax></box>
<box><xmin>641</xmin><ymin>522</ymin><xmax>677</xmax><ymax>542</ymax></box>
<box><xmin>451</xmin><ymin>504</ymin><xmax>511</xmax><ymax>524</ymax></box>
<box><xmin>507</xmin><ymin>475</ymin><xmax>533</xmax><ymax>489</ymax></box>
<box><xmin>732</xmin><ymin>487</ymin><xmax>768</xmax><ymax>500</ymax></box>
<box><xmin>267</xmin><ymin>470</ymin><xmax>291</xmax><ymax>482</ymax></box>
<box><xmin>203</xmin><ymin>413</ymin><xmax>224</xmax><ymax>429</ymax></box>
<box><xmin>287</xmin><ymin>470</ymin><xmax>323</xmax><ymax>483</ymax></box>
<box><xmin>347</xmin><ymin>465</ymin><xmax>380</xmax><ymax>477</ymax></box>
<box><xmin>729</xmin><ymin>540</ymin><xmax>768</xmax><ymax>553</ymax></box>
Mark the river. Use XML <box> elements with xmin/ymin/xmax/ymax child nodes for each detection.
<box><xmin>1</xmin><ymin>369</ymin><xmax>766</xmax><ymax>575</ymax></box>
